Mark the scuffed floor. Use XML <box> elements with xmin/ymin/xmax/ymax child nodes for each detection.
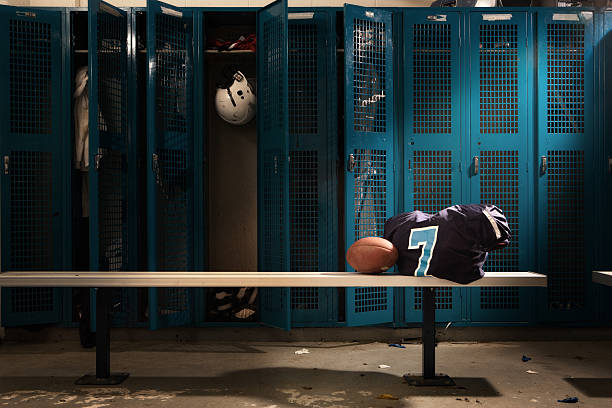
<box><xmin>1</xmin><ymin>339</ymin><xmax>611</xmax><ymax>407</ymax></box>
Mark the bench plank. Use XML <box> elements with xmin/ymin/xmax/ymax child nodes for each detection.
<box><xmin>0</xmin><ymin>271</ymin><xmax>546</xmax><ymax>287</ymax></box>
<box><xmin>593</xmin><ymin>271</ymin><xmax>612</xmax><ymax>287</ymax></box>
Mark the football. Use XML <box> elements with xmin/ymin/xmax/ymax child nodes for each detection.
<box><xmin>346</xmin><ymin>237</ymin><xmax>399</xmax><ymax>274</ymax></box>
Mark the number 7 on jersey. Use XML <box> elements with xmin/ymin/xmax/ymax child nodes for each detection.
<box><xmin>408</xmin><ymin>226</ymin><xmax>439</xmax><ymax>277</ymax></box>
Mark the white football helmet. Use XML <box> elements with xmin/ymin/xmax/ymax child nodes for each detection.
<box><xmin>215</xmin><ymin>70</ymin><xmax>256</xmax><ymax>126</ymax></box>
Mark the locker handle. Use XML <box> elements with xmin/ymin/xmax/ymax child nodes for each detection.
<box><xmin>541</xmin><ymin>156</ymin><xmax>547</xmax><ymax>175</ymax></box>
<box><xmin>348</xmin><ymin>154</ymin><xmax>356</xmax><ymax>172</ymax></box>
<box><xmin>94</xmin><ymin>148</ymin><xmax>104</xmax><ymax>171</ymax></box>
<box><xmin>473</xmin><ymin>156</ymin><xmax>479</xmax><ymax>175</ymax></box>
<box><xmin>152</xmin><ymin>153</ymin><xmax>161</xmax><ymax>184</ymax></box>
<box><xmin>3</xmin><ymin>156</ymin><xmax>8</xmax><ymax>175</ymax></box>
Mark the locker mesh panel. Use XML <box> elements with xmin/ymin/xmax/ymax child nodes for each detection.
<box><xmin>263</xmin><ymin>16</ymin><xmax>284</xmax><ymax>132</ymax></box>
<box><xmin>9</xmin><ymin>152</ymin><xmax>54</xmax><ymax>313</ymax></box>
<box><xmin>413</xmin><ymin>23</ymin><xmax>451</xmax><ymax>134</ymax></box>
<box><xmin>353</xmin><ymin>149</ymin><xmax>387</xmax><ymax>240</ymax></box>
<box><xmin>547</xmin><ymin>150</ymin><xmax>584</xmax><ymax>310</ymax></box>
<box><xmin>289</xmin><ymin>23</ymin><xmax>317</xmax><ymax>135</ymax></box>
<box><xmin>479</xmin><ymin>24</ymin><xmax>519</xmax><ymax>134</ymax></box>
<box><xmin>413</xmin><ymin>151</ymin><xmax>453</xmax><ymax>310</ymax></box>
<box><xmin>546</xmin><ymin>24</ymin><xmax>584</xmax><ymax>134</ymax></box>
<box><xmin>480</xmin><ymin>151</ymin><xmax>519</xmax><ymax>310</ymax></box>
<box><xmin>263</xmin><ymin>151</ymin><xmax>285</xmax><ymax>271</ymax></box>
<box><xmin>97</xmin><ymin>10</ymin><xmax>128</xmax><ymax>273</ymax></box>
<box><xmin>352</xmin><ymin>18</ymin><xmax>386</xmax><ymax>133</ymax></box>
<box><xmin>289</xmin><ymin>151</ymin><xmax>319</xmax><ymax>310</ymax></box>
<box><xmin>355</xmin><ymin>287</ymin><xmax>387</xmax><ymax>313</ymax></box>
<box><xmin>9</xmin><ymin>19</ymin><xmax>52</xmax><ymax>135</ymax></box>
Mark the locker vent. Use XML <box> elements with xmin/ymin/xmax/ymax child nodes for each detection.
<box><xmin>9</xmin><ymin>151</ymin><xmax>54</xmax><ymax>314</ymax></box>
<box><xmin>263</xmin><ymin>150</ymin><xmax>286</xmax><ymax>271</ymax></box>
<box><xmin>546</xmin><ymin>24</ymin><xmax>584</xmax><ymax>134</ymax></box>
<box><xmin>289</xmin><ymin>23</ymin><xmax>318</xmax><ymax>135</ymax></box>
<box><xmin>155</xmin><ymin>14</ymin><xmax>189</xmax><ymax>134</ymax></box>
<box><xmin>415</xmin><ymin>287</ymin><xmax>452</xmax><ymax>310</ymax></box>
<box><xmin>289</xmin><ymin>151</ymin><xmax>319</xmax><ymax>310</ymax></box>
<box><xmin>353</xmin><ymin>149</ymin><xmax>387</xmax><ymax>240</ymax></box>
<box><xmin>413</xmin><ymin>23</ymin><xmax>451</xmax><ymax>134</ymax></box>
<box><xmin>9</xmin><ymin>19</ymin><xmax>52</xmax><ymax>135</ymax></box>
<box><xmin>263</xmin><ymin>16</ymin><xmax>285</xmax><ymax>132</ymax></box>
<box><xmin>480</xmin><ymin>151</ymin><xmax>520</xmax><ymax>310</ymax></box>
<box><xmin>548</xmin><ymin>150</ymin><xmax>584</xmax><ymax>310</ymax></box>
<box><xmin>479</xmin><ymin>24</ymin><xmax>519</xmax><ymax>134</ymax></box>
<box><xmin>352</xmin><ymin>18</ymin><xmax>387</xmax><ymax>133</ymax></box>
<box><xmin>355</xmin><ymin>287</ymin><xmax>387</xmax><ymax>313</ymax></box>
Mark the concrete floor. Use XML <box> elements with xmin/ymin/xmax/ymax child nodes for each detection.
<box><xmin>0</xmin><ymin>335</ymin><xmax>611</xmax><ymax>407</ymax></box>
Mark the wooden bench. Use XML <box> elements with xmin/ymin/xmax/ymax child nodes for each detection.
<box><xmin>0</xmin><ymin>271</ymin><xmax>546</xmax><ymax>386</ymax></box>
<box><xmin>593</xmin><ymin>271</ymin><xmax>612</xmax><ymax>286</ymax></box>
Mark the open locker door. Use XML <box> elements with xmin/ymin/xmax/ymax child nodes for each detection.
<box><xmin>0</xmin><ymin>6</ymin><xmax>64</xmax><ymax>326</ymax></box>
<box><xmin>257</xmin><ymin>0</ymin><xmax>291</xmax><ymax>330</ymax></box>
<box><xmin>88</xmin><ymin>0</ymin><xmax>137</xmax><ymax>327</ymax></box>
<box><xmin>147</xmin><ymin>0</ymin><xmax>197</xmax><ymax>329</ymax></box>
<box><xmin>403</xmin><ymin>10</ymin><xmax>462</xmax><ymax>324</ymax></box>
<box><xmin>344</xmin><ymin>5</ymin><xmax>394</xmax><ymax>326</ymax></box>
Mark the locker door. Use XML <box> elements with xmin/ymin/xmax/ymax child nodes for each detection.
<box><xmin>257</xmin><ymin>0</ymin><xmax>291</xmax><ymax>330</ymax></box>
<box><xmin>344</xmin><ymin>5</ymin><xmax>394</xmax><ymax>326</ymax></box>
<box><xmin>536</xmin><ymin>10</ymin><xmax>595</xmax><ymax>322</ymax></box>
<box><xmin>0</xmin><ymin>6</ymin><xmax>64</xmax><ymax>326</ymax></box>
<box><xmin>468</xmin><ymin>11</ymin><xmax>532</xmax><ymax>323</ymax></box>
<box><xmin>602</xmin><ymin>11</ymin><xmax>612</xmax><ymax>322</ymax></box>
<box><xmin>403</xmin><ymin>10</ymin><xmax>462</xmax><ymax>324</ymax></box>
<box><xmin>88</xmin><ymin>0</ymin><xmax>137</xmax><ymax>327</ymax></box>
<box><xmin>288</xmin><ymin>11</ymin><xmax>338</xmax><ymax>326</ymax></box>
<box><xmin>147</xmin><ymin>0</ymin><xmax>196</xmax><ymax>329</ymax></box>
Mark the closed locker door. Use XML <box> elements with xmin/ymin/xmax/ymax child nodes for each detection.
<box><xmin>468</xmin><ymin>11</ymin><xmax>533</xmax><ymax>323</ymax></box>
<box><xmin>147</xmin><ymin>0</ymin><xmax>196</xmax><ymax>329</ymax></box>
<box><xmin>602</xmin><ymin>11</ymin><xmax>612</xmax><ymax>322</ymax></box>
<box><xmin>88</xmin><ymin>0</ymin><xmax>137</xmax><ymax>327</ymax></box>
<box><xmin>257</xmin><ymin>0</ymin><xmax>291</xmax><ymax>330</ymax></box>
<box><xmin>288</xmin><ymin>11</ymin><xmax>338</xmax><ymax>326</ymax></box>
<box><xmin>403</xmin><ymin>10</ymin><xmax>462</xmax><ymax>324</ymax></box>
<box><xmin>344</xmin><ymin>5</ymin><xmax>394</xmax><ymax>326</ymax></box>
<box><xmin>0</xmin><ymin>6</ymin><xmax>64</xmax><ymax>326</ymax></box>
<box><xmin>536</xmin><ymin>10</ymin><xmax>595</xmax><ymax>323</ymax></box>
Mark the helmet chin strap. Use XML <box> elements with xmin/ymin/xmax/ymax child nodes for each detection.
<box><xmin>226</xmin><ymin>88</ymin><xmax>237</xmax><ymax>107</ymax></box>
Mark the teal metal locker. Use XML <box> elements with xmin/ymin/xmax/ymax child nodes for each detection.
<box><xmin>403</xmin><ymin>9</ymin><xmax>463</xmax><ymax>324</ymax></box>
<box><xmin>344</xmin><ymin>5</ymin><xmax>395</xmax><ymax>326</ymax></box>
<box><xmin>601</xmin><ymin>10</ymin><xmax>612</xmax><ymax>322</ymax></box>
<box><xmin>468</xmin><ymin>10</ymin><xmax>533</xmax><ymax>323</ymax></box>
<box><xmin>0</xmin><ymin>6</ymin><xmax>66</xmax><ymax>326</ymax></box>
<box><xmin>88</xmin><ymin>0</ymin><xmax>139</xmax><ymax>327</ymax></box>
<box><xmin>288</xmin><ymin>11</ymin><xmax>338</xmax><ymax>326</ymax></box>
<box><xmin>257</xmin><ymin>0</ymin><xmax>291</xmax><ymax>330</ymax></box>
<box><xmin>536</xmin><ymin>9</ymin><xmax>595</xmax><ymax>323</ymax></box>
<box><xmin>147</xmin><ymin>0</ymin><xmax>201</xmax><ymax>329</ymax></box>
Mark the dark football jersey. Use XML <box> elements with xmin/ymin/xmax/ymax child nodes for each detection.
<box><xmin>383</xmin><ymin>204</ymin><xmax>511</xmax><ymax>284</ymax></box>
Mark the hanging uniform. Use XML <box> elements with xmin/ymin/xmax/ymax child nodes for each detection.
<box><xmin>383</xmin><ymin>204</ymin><xmax>511</xmax><ymax>284</ymax></box>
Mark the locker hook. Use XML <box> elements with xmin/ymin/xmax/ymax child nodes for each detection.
<box><xmin>3</xmin><ymin>156</ymin><xmax>8</xmax><ymax>175</ymax></box>
<box><xmin>541</xmin><ymin>156</ymin><xmax>548</xmax><ymax>175</ymax></box>
<box><xmin>473</xmin><ymin>156</ymin><xmax>479</xmax><ymax>176</ymax></box>
<box><xmin>348</xmin><ymin>154</ymin><xmax>356</xmax><ymax>172</ymax></box>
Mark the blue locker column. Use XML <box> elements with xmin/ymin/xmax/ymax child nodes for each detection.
<box><xmin>536</xmin><ymin>9</ymin><xmax>595</xmax><ymax>322</ymax></box>
<box><xmin>288</xmin><ymin>12</ymin><xmax>338</xmax><ymax>326</ymax></box>
<box><xmin>344</xmin><ymin>5</ymin><xmax>394</xmax><ymax>326</ymax></box>
<box><xmin>257</xmin><ymin>0</ymin><xmax>291</xmax><ymax>330</ymax></box>
<box><xmin>602</xmin><ymin>11</ymin><xmax>612</xmax><ymax>322</ymax></box>
<box><xmin>0</xmin><ymin>7</ymin><xmax>64</xmax><ymax>326</ymax></box>
<box><xmin>88</xmin><ymin>0</ymin><xmax>137</xmax><ymax>327</ymax></box>
<box><xmin>468</xmin><ymin>11</ymin><xmax>533</xmax><ymax>323</ymax></box>
<box><xmin>147</xmin><ymin>0</ymin><xmax>198</xmax><ymax>329</ymax></box>
<box><xmin>403</xmin><ymin>10</ymin><xmax>462</xmax><ymax>324</ymax></box>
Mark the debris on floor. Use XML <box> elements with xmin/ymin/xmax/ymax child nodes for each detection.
<box><xmin>378</xmin><ymin>364</ymin><xmax>391</xmax><ymax>369</ymax></box>
<box><xmin>388</xmin><ymin>343</ymin><xmax>405</xmax><ymax>348</ymax></box>
<box><xmin>526</xmin><ymin>370</ymin><xmax>538</xmax><ymax>374</ymax></box>
<box><xmin>377</xmin><ymin>394</ymin><xmax>399</xmax><ymax>400</ymax></box>
<box><xmin>294</xmin><ymin>348</ymin><xmax>310</xmax><ymax>355</ymax></box>
<box><xmin>558</xmin><ymin>397</ymin><xmax>579</xmax><ymax>403</ymax></box>
<box><xmin>522</xmin><ymin>355</ymin><xmax>532</xmax><ymax>362</ymax></box>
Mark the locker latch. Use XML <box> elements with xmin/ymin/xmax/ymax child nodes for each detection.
<box><xmin>3</xmin><ymin>156</ymin><xmax>8</xmax><ymax>175</ymax></box>
<box><xmin>94</xmin><ymin>148</ymin><xmax>104</xmax><ymax>170</ymax></box>
<box><xmin>541</xmin><ymin>156</ymin><xmax>548</xmax><ymax>175</ymax></box>
<box><xmin>347</xmin><ymin>154</ymin><xmax>356</xmax><ymax>172</ymax></box>
<box><xmin>473</xmin><ymin>156</ymin><xmax>479</xmax><ymax>176</ymax></box>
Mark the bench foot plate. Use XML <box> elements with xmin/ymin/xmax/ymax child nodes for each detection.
<box><xmin>403</xmin><ymin>374</ymin><xmax>455</xmax><ymax>386</ymax></box>
<box><xmin>75</xmin><ymin>373</ymin><xmax>130</xmax><ymax>385</ymax></box>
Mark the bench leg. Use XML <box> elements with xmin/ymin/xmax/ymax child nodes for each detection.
<box><xmin>403</xmin><ymin>287</ymin><xmax>455</xmax><ymax>386</ymax></box>
<box><xmin>75</xmin><ymin>288</ymin><xmax>129</xmax><ymax>385</ymax></box>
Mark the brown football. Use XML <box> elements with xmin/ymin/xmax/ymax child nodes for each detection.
<box><xmin>346</xmin><ymin>237</ymin><xmax>399</xmax><ymax>274</ymax></box>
